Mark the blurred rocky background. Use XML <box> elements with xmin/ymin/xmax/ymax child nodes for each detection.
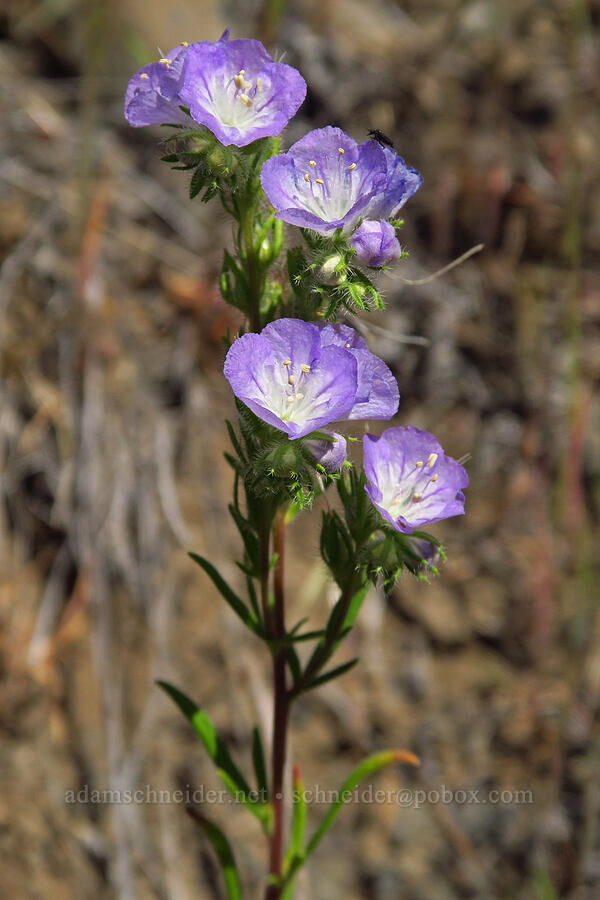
<box><xmin>1</xmin><ymin>0</ymin><xmax>599</xmax><ymax>898</ymax></box>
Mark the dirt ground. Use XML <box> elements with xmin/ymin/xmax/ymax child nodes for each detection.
<box><xmin>1</xmin><ymin>1</ymin><xmax>599</xmax><ymax>898</ymax></box>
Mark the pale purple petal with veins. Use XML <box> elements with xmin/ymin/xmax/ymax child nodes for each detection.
<box><xmin>363</xmin><ymin>426</ymin><xmax>468</xmax><ymax>533</ymax></box>
<box><xmin>316</xmin><ymin>322</ymin><xmax>399</xmax><ymax>420</ymax></box>
<box><xmin>364</xmin><ymin>146</ymin><xmax>423</xmax><ymax>220</ymax></box>
<box><xmin>125</xmin><ymin>43</ymin><xmax>193</xmax><ymax>127</ymax></box>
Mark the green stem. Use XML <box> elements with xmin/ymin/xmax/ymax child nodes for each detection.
<box><xmin>241</xmin><ymin>200</ymin><xmax>262</xmax><ymax>332</ymax></box>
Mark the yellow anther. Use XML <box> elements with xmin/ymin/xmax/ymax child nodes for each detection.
<box><xmin>159</xmin><ymin>58</ymin><xmax>171</xmax><ymax>65</ymax></box>
<box><xmin>239</xmin><ymin>69</ymin><xmax>245</xmax><ymax>75</ymax></box>
<box><xmin>415</xmin><ymin>461</ymin><xmax>424</xmax><ymax>467</ymax></box>
<box><xmin>412</xmin><ymin>492</ymin><xmax>423</xmax><ymax>502</ymax></box>
<box><xmin>431</xmin><ymin>473</ymin><xmax>438</xmax><ymax>482</ymax></box>
<box><xmin>300</xmin><ymin>364</ymin><xmax>311</xmax><ymax>373</ymax></box>
<box><xmin>288</xmin><ymin>375</ymin><xmax>295</xmax><ymax>385</ymax></box>
<box><xmin>344</xmin><ymin>342</ymin><xmax>351</xmax><ymax>348</ymax></box>
<box><xmin>338</xmin><ymin>147</ymin><xmax>344</xmax><ymax>154</ymax></box>
<box><xmin>304</xmin><ymin>173</ymin><xmax>310</xmax><ymax>182</ymax></box>
<box><xmin>282</xmin><ymin>359</ymin><xmax>292</xmax><ymax>365</ymax></box>
<box><xmin>348</xmin><ymin>163</ymin><xmax>356</xmax><ymax>170</ymax></box>
<box><xmin>296</xmin><ymin>392</ymin><xmax>305</xmax><ymax>400</ymax></box>
<box><xmin>426</xmin><ymin>452</ymin><xmax>438</xmax><ymax>468</ymax></box>
<box><xmin>256</xmin><ymin>76</ymin><xmax>263</xmax><ymax>91</ymax></box>
<box><xmin>309</xmin><ymin>160</ymin><xmax>317</xmax><ymax>166</ymax></box>
<box><xmin>287</xmin><ymin>395</ymin><xmax>295</xmax><ymax>403</ymax></box>
<box><xmin>239</xmin><ymin>93</ymin><xmax>252</xmax><ymax>107</ymax></box>
<box><xmin>180</xmin><ymin>41</ymin><xmax>189</xmax><ymax>47</ymax></box>
<box><xmin>140</xmin><ymin>73</ymin><xmax>149</xmax><ymax>79</ymax></box>
<box><xmin>315</xmin><ymin>178</ymin><xmax>324</xmax><ymax>185</ymax></box>
<box><xmin>233</xmin><ymin>74</ymin><xmax>244</xmax><ymax>89</ymax></box>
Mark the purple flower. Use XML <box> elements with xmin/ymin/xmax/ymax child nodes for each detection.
<box><xmin>179</xmin><ymin>38</ymin><xmax>306</xmax><ymax>147</ymax></box>
<box><xmin>223</xmin><ymin>319</ymin><xmax>399</xmax><ymax>440</ymax></box>
<box><xmin>364</xmin><ymin>146</ymin><xmax>423</xmax><ymax>220</ymax></box>
<box><xmin>363</xmin><ymin>426</ymin><xmax>468</xmax><ymax>534</ymax></box>
<box><xmin>316</xmin><ymin>322</ymin><xmax>399</xmax><ymax>421</ymax></box>
<box><xmin>351</xmin><ymin>219</ymin><xmax>401</xmax><ymax>268</ymax></box>
<box><xmin>305</xmin><ymin>431</ymin><xmax>347</xmax><ymax>471</ymax></box>
<box><xmin>125</xmin><ymin>42</ymin><xmax>198</xmax><ymax>128</ymax></box>
<box><xmin>260</xmin><ymin>127</ymin><xmax>388</xmax><ymax>234</ymax></box>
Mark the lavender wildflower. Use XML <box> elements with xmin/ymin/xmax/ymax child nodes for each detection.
<box><xmin>260</xmin><ymin>127</ymin><xmax>388</xmax><ymax>234</ymax></box>
<box><xmin>350</xmin><ymin>219</ymin><xmax>402</xmax><ymax>268</ymax></box>
<box><xmin>224</xmin><ymin>319</ymin><xmax>399</xmax><ymax>440</ymax></box>
<box><xmin>363</xmin><ymin>426</ymin><xmax>468</xmax><ymax>533</ymax></box>
<box><xmin>179</xmin><ymin>38</ymin><xmax>306</xmax><ymax>147</ymax></box>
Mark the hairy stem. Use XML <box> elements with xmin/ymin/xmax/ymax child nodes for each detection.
<box><xmin>265</xmin><ymin>510</ymin><xmax>289</xmax><ymax>899</ymax></box>
<box><xmin>241</xmin><ymin>201</ymin><xmax>262</xmax><ymax>332</ymax></box>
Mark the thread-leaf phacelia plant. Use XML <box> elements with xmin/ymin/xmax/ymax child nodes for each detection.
<box><xmin>126</xmin><ymin>29</ymin><xmax>468</xmax><ymax>900</ymax></box>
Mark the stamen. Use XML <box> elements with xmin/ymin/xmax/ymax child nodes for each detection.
<box><xmin>287</xmin><ymin>395</ymin><xmax>295</xmax><ymax>404</ymax></box>
<box><xmin>309</xmin><ymin>160</ymin><xmax>317</xmax><ymax>166</ymax></box>
<box><xmin>300</xmin><ymin>364</ymin><xmax>311</xmax><ymax>373</ymax></box>
<box><xmin>412</xmin><ymin>493</ymin><xmax>423</xmax><ymax>502</ymax></box>
<box><xmin>348</xmin><ymin>163</ymin><xmax>356</xmax><ymax>170</ymax></box>
<box><xmin>288</xmin><ymin>375</ymin><xmax>295</xmax><ymax>385</ymax></box>
<box><xmin>426</xmin><ymin>453</ymin><xmax>438</xmax><ymax>468</ymax></box>
<box><xmin>239</xmin><ymin>69</ymin><xmax>245</xmax><ymax>75</ymax></box>
<box><xmin>315</xmin><ymin>178</ymin><xmax>324</xmax><ymax>185</ymax></box>
<box><xmin>304</xmin><ymin>173</ymin><xmax>310</xmax><ymax>182</ymax></box>
<box><xmin>338</xmin><ymin>147</ymin><xmax>344</xmax><ymax>154</ymax></box>
<box><xmin>256</xmin><ymin>76</ymin><xmax>263</xmax><ymax>91</ymax></box>
<box><xmin>282</xmin><ymin>359</ymin><xmax>292</xmax><ymax>365</ymax></box>
<box><xmin>140</xmin><ymin>73</ymin><xmax>149</xmax><ymax>79</ymax></box>
<box><xmin>180</xmin><ymin>41</ymin><xmax>189</xmax><ymax>47</ymax></box>
<box><xmin>415</xmin><ymin>461</ymin><xmax>424</xmax><ymax>467</ymax></box>
<box><xmin>159</xmin><ymin>58</ymin><xmax>171</xmax><ymax>66</ymax></box>
<box><xmin>431</xmin><ymin>473</ymin><xmax>438</xmax><ymax>482</ymax></box>
<box><xmin>239</xmin><ymin>93</ymin><xmax>252</xmax><ymax>107</ymax></box>
<box><xmin>344</xmin><ymin>342</ymin><xmax>351</xmax><ymax>348</ymax></box>
<box><xmin>233</xmin><ymin>74</ymin><xmax>244</xmax><ymax>89</ymax></box>
<box><xmin>296</xmin><ymin>392</ymin><xmax>305</xmax><ymax>400</ymax></box>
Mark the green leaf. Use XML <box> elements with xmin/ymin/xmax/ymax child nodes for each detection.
<box><xmin>188</xmin><ymin>553</ymin><xmax>260</xmax><ymax>634</ymax></box>
<box><xmin>282</xmin><ymin>764</ymin><xmax>307</xmax><ymax>893</ymax></box>
<box><xmin>187</xmin><ymin>809</ymin><xmax>244</xmax><ymax>900</ymax></box>
<box><xmin>305</xmin><ymin>749</ymin><xmax>419</xmax><ymax>856</ymax></box>
<box><xmin>304</xmin><ymin>657</ymin><xmax>359</xmax><ymax>691</ymax></box>
<box><xmin>157</xmin><ymin>681</ymin><xmax>270</xmax><ymax>829</ymax></box>
<box><xmin>252</xmin><ymin>727</ymin><xmax>268</xmax><ymax>800</ymax></box>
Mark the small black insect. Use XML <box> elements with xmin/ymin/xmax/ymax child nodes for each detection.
<box><xmin>367</xmin><ymin>129</ymin><xmax>395</xmax><ymax>148</ymax></box>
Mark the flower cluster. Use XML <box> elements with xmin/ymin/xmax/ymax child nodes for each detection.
<box><xmin>225</xmin><ymin>320</ymin><xmax>468</xmax><ymax>531</ymax></box>
<box><xmin>125</xmin><ymin>28</ymin><xmax>467</xmax><ymax>533</ymax></box>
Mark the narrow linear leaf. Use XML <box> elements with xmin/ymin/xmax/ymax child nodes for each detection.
<box><xmin>187</xmin><ymin>808</ymin><xmax>243</xmax><ymax>900</ymax></box>
<box><xmin>305</xmin><ymin>749</ymin><xmax>419</xmax><ymax>858</ymax></box>
<box><xmin>305</xmin><ymin>657</ymin><xmax>359</xmax><ymax>691</ymax></box>
<box><xmin>290</xmin><ymin>764</ymin><xmax>307</xmax><ymax>859</ymax></box>
<box><xmin>188</xmin><ymin>552</ymin><xmax>259</xmax><ymax>633</ymax></box>
<box><xmin>157</xmin><ymin>681</ymin><xmax>268</xmax><ymax>829</ymax></box>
